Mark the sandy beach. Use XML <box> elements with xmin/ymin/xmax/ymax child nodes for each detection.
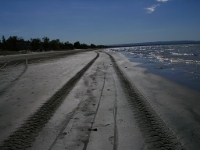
<box><xmin>0</xmin><ymin>50</ymin><xmax>200</xmax><ymax>150</ymax></box>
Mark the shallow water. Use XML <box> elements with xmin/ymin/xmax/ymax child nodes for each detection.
<box><xmin>106</xmin><ymin>44</ymin><xmax>200</xmax><ymax>92</ymax></box>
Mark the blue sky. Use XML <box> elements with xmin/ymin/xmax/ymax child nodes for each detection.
<box><xmin>0</xmin><ymin>0</ymin><xmax>200</xmax><ymax>45</ymax></box>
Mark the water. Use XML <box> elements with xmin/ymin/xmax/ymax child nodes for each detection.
<box><xmin>106</xmin><ymin>44</ymin><xmax>200</xmax><ymax>92</ymax></box>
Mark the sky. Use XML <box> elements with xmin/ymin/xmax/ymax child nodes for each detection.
<box><xmin>0</xmin><ymin>0</ymin><xmax>200</xmax><ymax>45</ymax></box>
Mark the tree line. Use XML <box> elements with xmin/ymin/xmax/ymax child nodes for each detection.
<box><xmin>0</xmin><ymin>35</ymin><xmax>106</xmax><ymax>52</ymax></box>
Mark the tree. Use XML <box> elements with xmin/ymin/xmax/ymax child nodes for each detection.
<box><xmin>80</xmin><ymin>43</ymin><xmax>88</xmax><ymax>49</ymax></box>
<box><xmin>74</xmin><ymin>41</ymin><xmax>81</xmax><ymax>49</ymax></box>
<box><xmin>1</xmin><ymin>35</ymin><xmax>6</xmax><ymax>50</ymax></box>
<box><xmin>6</xmin><ymin>36</ymin><xmax>18</xmax><ymax>51</ymax></box>
<box><xmin>0</xmin><ymin>40</ymin><xmax>2</xmax><ymax>50</ymax></box>
<box><xmin>50</xmin><ymin>39</ymin><xmax>60</xmax><ymax>50</ymax></box>
<box><xmin>42</xmin><ymin>36</ymin><xmax>50</xmax><ymax>50</ymax></box>
<box><xmin>90</xmin><ymin>44</ymin><xmax>96</xmax><ymax>48</ymax></box>
<box><xmin>59</xmin><ymin>41</ymin><xmax>65</xmax><ymax>49</ymax></box>
<box><xmin>16</xmin><ymin>37</ymin><xmax>29</xmax><ymax>50</ymax></box>
<box><xmin>30</xmin><ymin>38</ymin><xmax>41</xmax><ymax>51</ymax></box>
<box><xmin>0</xmin><ymin>35</ymin><xmax>103</xmax><ymax>52</ymax></box>
<box><xmin>64</xmin><ymin>41</ymin><xmax>74</xmax><ymax>50</ymax></box>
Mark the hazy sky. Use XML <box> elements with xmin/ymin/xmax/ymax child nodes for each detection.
<box><xmin>0</xmin><ymin>0</ymin><xmax>200</xmax><ymax>45</ymax></box>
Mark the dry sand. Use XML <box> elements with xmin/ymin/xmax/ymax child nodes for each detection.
<box><xmin>0</xmin><ymin>50</ymin><xmax>200</xmax><ymax>149</ymax></box>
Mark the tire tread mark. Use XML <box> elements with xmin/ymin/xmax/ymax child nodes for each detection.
<box><xmin>0</xmin><ymin>59</ymin><xmax>28</xmax><ymax>96</ymax></box>
<box><xmin>0</xmin><ymin>49</ymin><xmax>92</xmax><ymax>69</ymax></box>
<box><xmin>0</xmin><ymin>62</ymin><xmax>9</xmax><ymax>69</ymax></box>
<box><xmin>0</xmin><ymin>52</ymin><xmax>99</xmax><ymax>150</ymax></box>
<box><xmin>112</xmin><ymin>72</ymin><xmax>118</xmax><ymax>150</ymax></box>
<box><xmin>83</xmin><ymin>61</ymin><xmax>107</xmax><ymax>150</ymax></box>
<box><xmin>1</xmin><ymin>60</ymin><xmax>25</xmax><ymax>69</ymax></box>
<box><xmin>106</xmin><ymin>53</ymin><xmax>185</xmax><ymax>150</ymax></box>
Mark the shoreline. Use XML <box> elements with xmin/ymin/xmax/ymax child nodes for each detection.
<box><xmin>111</xmin><ymin>52</ymin><xmax>200</xmax><ymax>149</ymax></box>
<box><xmin>114</xmin><ymin>50</ymin><xmax>200</xmax><ymax>92</ymax></box>
<box><xmin>0</xmin><ymin>50</ymin><xmax>200</xmax><ymax>149</ymax></box>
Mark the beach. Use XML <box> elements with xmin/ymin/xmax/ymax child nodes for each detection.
<box><xmin>0</xmin><ymin>50</ymin><xmax>200</xmax><ymax>149</ymax></box>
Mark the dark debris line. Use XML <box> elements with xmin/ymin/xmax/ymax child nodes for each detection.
<box><xmin>0</xmin><ymin>52</ymin><xmax>99</xmax><ymax>150</ymax></box>
<box><xmin>106</xmin><ymin>53</ymin><xmax>185</xmax><ymax>150</ymax></box>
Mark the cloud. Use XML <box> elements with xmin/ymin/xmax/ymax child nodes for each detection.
<box><xmin>145</xmin><ymin>4</ymin><xmax>160</xmax><ymax>13</ymax></box>
<box><xmin>145</xmin><ymin>0</ymin><xmax>169</xmax><ymax>14</ymax></box>
<box><xmin>156</xmin><ymin>0</ymin><xmax>169</xmax><ymax>2</ymax></box>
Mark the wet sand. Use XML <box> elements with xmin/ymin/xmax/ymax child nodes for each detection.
<box><xmin>0</xmin><ymin>50</ymin><xmax>200</xmax><ymax>149</ymax></box>
<box><xmin>112</xmin><ymin>52</ymin><xmax>200</xmax><ymax>149</ymax></box>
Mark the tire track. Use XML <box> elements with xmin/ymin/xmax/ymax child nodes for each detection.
<box><xmin>0</xmin><ymin>60</ymin><xmax>25</xmax><ymax>69</ymax></box>
<box><xmin>83</xmin><ymin>61</ymin><xmax>107</xmax><ymax>150</ymax></box>
<box><xmin>27</xmin><ymin>53</ymin><xmax>70</xmax><ymax>64</ymax></box>
<box><xmin>0</xmin><ymin>51</ymin><xmax>91</xmax><ymax>96</ymax></box>
<box><xmin>48</xmin><ymin>62</ymin><xmax>103</xmax><ymax>150</ymax></box>
<box><xmin>48</xmin><ymin>103</ymin><xmax>81</xmax><ymax>150</ymax></box>
<box><xmin>0</xmin><ymin>52</ymin><xmax>79</xmax><ymax>96</ymax></box>
<box><xmin>0</xmin><ymin>62</ymin><xmax>8</xmax><ymax>69</ymax></box>
<box><xmin>27</xmin><ymin>50</ymin><xmax>90</xmax><ymax>64</ymax></box>
<box><xmin>0</xmin><ymin>49</ymin><xmax>94</xmax><ymax>68</ymax></box>
<box><xmin>0</xmin><ymin>59</ymin><xmax>28</xmax><ymax>96</ymax></box>
<box><xmin>0</xmin><ymin>51</ymin><xmax>71</xmax><ymax>69</ymax></box>
<box><xmin>0</xmin><ymin>52</ymin><xmax>99</xmax><ymax>150</ymax></box>
<box><xmin>106</xmin><ymin>53</ymin><xmax>185</xmax><ymax>150</ymax></box>
<box><xmin>112</xmin><ymin>72</ymin><xmax>118</xmax><ymax>150</ymax></box>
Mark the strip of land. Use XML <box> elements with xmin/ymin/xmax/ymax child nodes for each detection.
<box><xmin>0</xmin><ymin>50</ymin><xmax>200</xmax><ymax>149</ymax></box>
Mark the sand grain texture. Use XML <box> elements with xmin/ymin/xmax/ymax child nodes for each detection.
<box><xmin>0</xmin><ymin>50</ymin><xmax>199</xmax><ymax>149</ymax></box>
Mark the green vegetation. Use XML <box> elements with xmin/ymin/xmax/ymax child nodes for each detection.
<box><xmin>0</xmin><ymin>35</ymin><xmax>106</xmax><ymax>55</ymax></box>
